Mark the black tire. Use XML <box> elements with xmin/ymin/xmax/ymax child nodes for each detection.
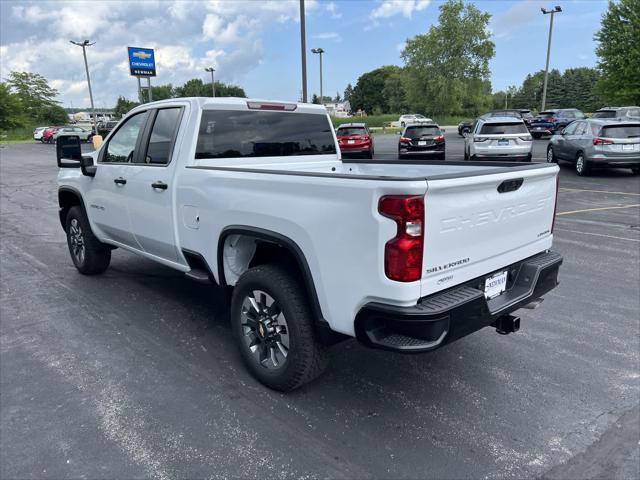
<box><xmin>230</xmin><ymin>264</ymin><xmax>328</xmax><ymax>391</ymax></box>
<box><xmin>65</xmin><ymin>206</ymin><xmax>111</xmax><ymax>275</ymax></box>
<box><xmin>575</xmin><ymin>152</ymin><xmax>590</xmax><ymax>176</ymax></box>
<box><xmin>366</xmin><ymin>149</ymin><xmax>373</xmax><ymax>159</ymax></box>
<box><xmin>464</xmin><ymin>146</ymin><xmax>469</xmax><ymax>160</ymax></box>
<box><xmin>631</xmin><ymin>168</ymin><xmax>640</xmax><ymax>175</ymax></box>
<box><xmin>526</xmin><ymin>153</ymin><xmax>532</xmax><ymax>162</ymax></box>
<box><xmin>437</xmin><ymin>152</ymin><xmax>445</xmax><ymax>161</ymax></box>
<box><xmin>546</xmin><ymin>146</ymin><xmax>557</xmax><ymax>163</ymax></box>
<box><xmin>532</xmin><ymin>133</ymin><xmax>542</xmax><ymax>139</ymax></box>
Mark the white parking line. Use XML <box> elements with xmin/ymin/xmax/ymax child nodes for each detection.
<box><xmin>559</xmin><ymin>188</ymin><xmax>640</xmax><ymax>197</ymax></box>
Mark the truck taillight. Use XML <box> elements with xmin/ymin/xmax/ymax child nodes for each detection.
<box><xmin>551</xmin><ymin>174</ymin><xmax>559</xmax><ymax>233</ymax></box>
<box><xmin>378</xmin><ymin>195</ymin><xmax>424</xmax><ymax>282</ymax></box>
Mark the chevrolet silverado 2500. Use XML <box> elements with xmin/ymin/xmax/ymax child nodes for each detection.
<box><xmin>56</xmin><ymin>97</ymin><xmax>563</xmax><ymax>391</ymax></box>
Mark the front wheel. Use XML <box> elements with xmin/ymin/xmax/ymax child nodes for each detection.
<box><xmin>230</xmin><ymin>265</ymin><xmax>328</xmax><ymax>391</ymax></box>
<box><xmin>575</xmin><ymin>153</ymin><xmax>590</xmax><ymax>176</ymax></box>
<box><xmin>66</xmin><ymin>206</ymin><xmax>111</xmax><ymax>274</ymax></box>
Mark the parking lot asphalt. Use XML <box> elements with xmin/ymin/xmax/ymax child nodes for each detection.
<box><xmin>1</xmin><ymin>139</ymin><xmax>639</xmax><ymax>479</ymax></box>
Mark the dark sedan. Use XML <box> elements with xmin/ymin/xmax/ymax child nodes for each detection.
<box><xmin>398</xmin><ymin>124</ymin><xmax>445</xmax><ymax>159</ymax></box>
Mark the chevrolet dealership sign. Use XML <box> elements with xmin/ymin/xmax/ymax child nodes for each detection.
<box><xmin>127</xmin><ymin>47</ymin><xmax>156</xmax><ymax>77</ymax></box>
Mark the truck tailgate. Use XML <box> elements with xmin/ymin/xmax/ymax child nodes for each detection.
<box><xmin>421</xmin><ymin>165</ymin><xmax>559</xmax><ymax>297</ymax></box>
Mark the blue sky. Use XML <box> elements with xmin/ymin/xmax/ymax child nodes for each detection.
<box><xmin>0</xmin><ymin>0</ymin><xmax>608</xmax><ymax>108</ymax></box>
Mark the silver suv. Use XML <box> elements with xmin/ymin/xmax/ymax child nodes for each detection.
<box><xmin>592</xmin><ymin>106</ymin><xmax>640</xmax><ymax>120</ymax></box>
<box><xmin>464</xmin><ymin>117</ymin><xmax>532</xmax><ymax>161</ymax></box>
<box><xmin>546</xmin><ymin>118</ymin><xmax>640</xmax><ymax>176</ymax></box>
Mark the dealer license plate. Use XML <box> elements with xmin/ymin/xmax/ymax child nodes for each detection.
<box><xmin>498</xmin><ymin>139</ymin><xmax>509</xmax><ymax>146</ymax></box>
<box><xmin>418</xmin><ymin>140</ymin><xmax>427</xmax><ymax>146</ymax></box>
<box><xmin>348</xmin><ymin>140</ymin><xmax>355</xmax><ymax>144</ymax></box>
<box><xmin>485</xmin><ymin>270</ymin><xmax>508</xmax><ymax>299</ymax></box>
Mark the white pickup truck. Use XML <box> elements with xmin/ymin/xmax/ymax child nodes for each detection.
<box><xmin>56</xmin><ymin>97</ymin><xmax>563</xmax><ymax>391</ymax></box>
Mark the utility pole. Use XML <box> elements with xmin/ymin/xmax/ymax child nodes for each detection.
<box><xmin>311</xmin><ymin>48</ymin><xmax>324</xmax><ymax>105</ymax></box>
<box><xmin>205</xmin><ymin>67</ymin><xmax>216</xmax><ymax>97</ymax></box>
<box><xmin>300</xmin><ymin>0</ymin><xmax>308</xmax><ymax>102</ymax></box>
<box><xmin>70</xmin><ymin>39</ymin><xmax>97</xmax><ymax>133</ymax></box>
<box><xmin>540</xmin><ymin>6</ymin><xmax>562</xmax><ymax>111</ymax></box>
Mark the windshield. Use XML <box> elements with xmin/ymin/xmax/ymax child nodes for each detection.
<box><xmin>489</xmin><ymin>111</ymin><xmax>521</xmax><ymax>118</ymax></box>
<box><xmin>404</xmin><ymin>126</ymin><xmax>440</xmax><ymax>137</ymax></box>
<box><xmin>480</xmin><ymin>122</ymin><xmax>528</xmax><ymax>134</ymax></box>
<box><xmin>336</xmin><ymin>127</ymin><xmax>366</xmax><ymax>136</ymax></box>
<box><xmin>195</xmin><ymin>110</ymin><xmax>336</xmax><ymax>159</ymax></box>
<box><xmin>600</xmin><ymin>125</ymin><xmax>640</xmax><ymax>138</ymax></box>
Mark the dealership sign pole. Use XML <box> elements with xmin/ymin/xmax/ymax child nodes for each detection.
<box><xmin>127</xmin><ymin>47</ymin><xmax>156</xmax><ymax>103</ymax></box>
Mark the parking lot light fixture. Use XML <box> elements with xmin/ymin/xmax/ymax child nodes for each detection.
<box><xmin>311</xmin><ymin>47</ymin><xmax>324</xmax><ymax>105</ymax></box>
<box><xmin>540</xmin><ymin>5</ymin><xmax>562</xmax><ymax>111</ymax></box>
<box><xmin>70</xmin><ymin>39</ymin><xmax>97</xmax><ymax>133</ymax></box>
<box><xmin>204</xmin><ymin>67</ymin><xmax>215</xmax><ymax>97</ymax></box>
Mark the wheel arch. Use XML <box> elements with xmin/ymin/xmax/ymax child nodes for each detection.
<box><xmin>217</xmin><ymin>226</ymin><xmax>346</xmax><ymax>345</ymax></box>
<box><xmin>58</xmin><ymin>187</ymin><xmax>86</xmax><ymax>230</ymax></box>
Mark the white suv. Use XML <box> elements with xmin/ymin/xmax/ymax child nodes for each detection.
<box><xmin>464</xmin><ymin>117</ymin><xmax>533</xmax><ymax>161</ymax></box>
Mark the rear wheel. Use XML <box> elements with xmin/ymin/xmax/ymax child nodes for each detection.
<box><xmin>575</xmin><ymin>153</ymin><xmax>590</xmax><ymax>176</ymax></box>
<box><xmin>464</xmin><ymin>146</ymin><xmax>469</xmax><ymax>160</ymax></box>
<box><xmin>230</xmin><ymin>265</ymin><xmax>328</xmax><ymax>391</ymax></box>
<box><xmin>65</xmin><ymin>206</ymin><xmax>111</xmax><ymax>274</ymax></box>
<box><xmin>366</xmin><ymin>149</ymin><xmax>373</xmax><ymax>159</ymax></box>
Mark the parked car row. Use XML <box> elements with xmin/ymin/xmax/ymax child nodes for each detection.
<box><xmin>336</xmin><ymin>115</ymin><xmax>639</xmax><ymax>176</ymax></box>
<box><xmin>34</xmin><ymin>125</ymin><xmax>94</xmax><ymax>144</ymax></box>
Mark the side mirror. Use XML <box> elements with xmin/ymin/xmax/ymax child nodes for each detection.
<box><xmin>56</xmin><ymin>135</ymin><xmax>82</xmax><ymax>168</ymax></box>
<box><xmin>80</xmin><ymin>156</ymin><xmax>97</xmax><ymax>177</ymax></box>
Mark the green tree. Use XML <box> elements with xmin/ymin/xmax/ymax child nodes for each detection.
<box><xmin>383</xmin><ymin>70</ymin><xmax>408</xmax><ymax>113</ymax></box>
<box><xmin>343</xmin><ymin>83</ymin><xmax>353</xmax><ymax>102</ymax></box>
<box><xmin>113</xmin><ymin>96</ymin><xmax>139</xmax><ymax>118</ymax></box>
<box><xmin>350</xmin><ymin>65</ymin><xmax>402</xmax><ymax>114</ymax></box>
<box><xmin>401</xmin><ymin>0</ymin><xmax>494</xmax><ymax>116</ymax></box>
<box><xmin>0</xmin><ymin>82</ymin><xmax>27</xmax><ymax>131</ymax></box>
<box><xmin>334</xmin><ymin>91</ymin><xmax>341</xmax><ymax>102</ymax></box>
<box><xmin>594</xmin><ymin>0</ymin><xmax>640</xmax><ymax>104</ymax></box>
<box><xmin>311</xmin><ymin>94</ymin><xmax>320</xmax><ymax>104</ymax></box>
<box><xmin>150</xmin><ymin>84</ymin><xmax>174</xmax><ymax>101</ymax></box>
<box><xmin>5</xmin><ymin>71</ymin><xmax>64</xmax><ymax>123</ymax></box>
<box><xmin>562</xmin><ymin>67</ymin><xmax>601</xmax><ymax>111</ymax></box>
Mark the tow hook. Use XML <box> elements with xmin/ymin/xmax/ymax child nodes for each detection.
<box><xmin>493</xmin><ymin>315</ymin><xmax>520</xmax><ymax>335</ymax></box>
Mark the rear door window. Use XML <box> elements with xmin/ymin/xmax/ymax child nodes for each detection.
<box><xmin>336</xmin><ymin>127</ymin><xmax>366</xmax><ymax>136</ymax></box>
<box><xmin>592</xmin><ymin>110</ymin><xmax>616</xmax><ymax>118</ymax></box>
<box><xmin>196</xmin><ymin>110</ymin><xmax>336</xmax><ymax>158</ymax></box>
<box><xmin>600</xmin><ymin>125</ymin><xmax>640</xmax><ymax>139</ymax></box>
<box><xmin>479</xmin><ymin>123</ymin><xmax>528</xmax><ymax>134</ymax></box>
<box><xmin>143</xmin><ymin>108</ymin><xmax>182</xmax><ymax>165</ymax></box>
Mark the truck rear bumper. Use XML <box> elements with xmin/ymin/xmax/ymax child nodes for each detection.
<box><xmin>354</xmin><ymin>250</ymin><xmax>562</xmax><ymax>352</ymax></box>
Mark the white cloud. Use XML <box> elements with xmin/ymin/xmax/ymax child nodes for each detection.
<box><xmin>490</xmin><ymin>0</ymin><xmax>538</xmax><ymax>40</ymax></box>
<box><xmin>325</xmin><ymin>2</ymin><xmax>342</xmax><ymax>19</ymax></box>
<box><xmin>370</xmin><ymin>0</ymin><xmax>431</xmax><ymax>20</ymax></box>
<box><xmin>311</xmin><ymin>32</ymin><xmax>342</xmax><ymax>42</ymax></box>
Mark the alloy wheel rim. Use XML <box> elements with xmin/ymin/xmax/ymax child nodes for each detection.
<box><xmin>240</xmin><ymin>290</ymin><xmax>289</xmax><ymax>370</ymax></box>
<box><xmin>69</xmin><ymin>218</ymin><xmax>85</xmax><ymax>265</ymax></box>
<box><xmin>547</xmin><ymin>148</ymin><xmax>553</xmax><ymax>163</ymax></box>
<box><xmin>576</xmin><ymin>156</ymin><xmax>584</xmax><ymax>173</ymax></box>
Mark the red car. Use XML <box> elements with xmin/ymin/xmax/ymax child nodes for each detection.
<box><xmin>41</xmin><ymin>127</ymin><xmax>60</xmax><ymax>144</ymax></box>
<box><xmin>335</xmin><ymin>123</ymin><xmax>374</xmax><ymax>159</ymax></box>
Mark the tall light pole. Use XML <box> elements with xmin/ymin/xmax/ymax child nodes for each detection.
<box><xmin>540</xmin><ymin>6</ymin><xmax>562</xmax><ymax>111</ymax></box>
<box><xmin>70</xmin><ymin>39</ymin><xmax>97</xmax><ymax>133</ymax></box>
<box><xmin>300</xmin><ymin>0</ymin><xmax>308</xmax><ymax>102</ymax></box>
<box><xmin>311</xmin><ymin>47</ymin><xmax>324</xmax><ymax>105</ymax></box>
<box><xmin>204</xmin><ymin>67</ymin><xmax>216</xmax><ymax>97</ymax></box>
